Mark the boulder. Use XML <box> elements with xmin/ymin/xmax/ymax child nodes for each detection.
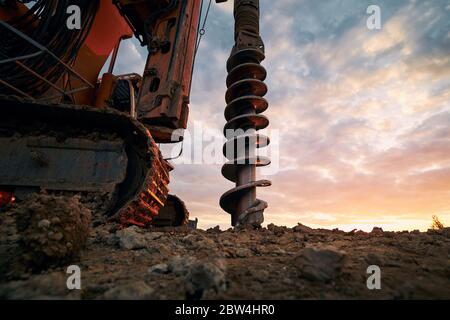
<box><xmin>293</xmin><ymin>223</ymin><xmax>313</xmax><ymax>233</ymax></box>
<box><xmin>115</xmin><ymin>226</ymin><xmax>165</xmax><ymax>250</ymax></box>
<box><xmin>168</xmin><ymin>256</ymin><xmax>226</xmax><ymax>299</ymax></box>
<box><xmin>184</xmin><ymin>261</ymin><xmax>226</xmax><ymax>299</ymax></box>
<box><xmin>116</xmin><ymin>226</ymin><xmax>147</xmax><ymax>250</ymax></box>
<box><xmin>294</xmin><ymin>247</ymin><xmax>347</xmax><ymax>283</ymax></box>
<box><xmin>148</xmin><ymin>263</ymin><xmax>169</xmax><ymax>274</ymax></box>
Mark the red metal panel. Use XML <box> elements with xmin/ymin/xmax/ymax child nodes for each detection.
<box><xmin>84</xmin><ymin>1</ymin><xmax>133</xmax><ymax>56</ymax></box>
<box><xmin>71</xmin><ymin>1</ymin><xmax>133</xmax><ymax>105</ymax></box>
<box><xmin>136</xmin><ymin>0</ymin><xmax>202</xmax><ymax>141</ymax></box>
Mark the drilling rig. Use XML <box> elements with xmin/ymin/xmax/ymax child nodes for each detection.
<box><xmin>0</xmin><ymin>0</ymin><xmax>270</xmax><ymax>229</ymax></box>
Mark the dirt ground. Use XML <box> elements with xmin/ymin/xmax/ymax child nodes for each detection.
<box><xmin>1</xmin><ymin>203</ymin><xmax>450</xmax><ymax>300</ymax></box>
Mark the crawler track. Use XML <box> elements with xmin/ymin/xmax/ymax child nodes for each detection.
<box><xmin>0</xmin><ymin>95</ymin><xmax>171</xmax><ymax>226</ymax></box>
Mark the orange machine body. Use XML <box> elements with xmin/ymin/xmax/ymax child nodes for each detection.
<box><xmin>134</xmin><ymin>0</ymin><xmax>202</xmax><ymax>142</ymax></box>
<box><xmin>0</xmin><ymin>0</ymin><xmax>203</xmax><ymax>228</ymax></box>
<box><xmin>75</xmin><ymin>0</ymin><xmax>203</xmax><ymax>133</ymax></box>
<box><xmin>69</xmin><ymin>1</ymin><xmax>133</xmax><ymax>106</ymax></box>
<box><xmin>1</xmin><ymin>0</ymin><xmax>202</xmax><ymax>138</ymax></box>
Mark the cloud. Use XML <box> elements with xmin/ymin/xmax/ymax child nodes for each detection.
<box><xmin>114</xmin><ymin>40</ymin><xmax>146</xmax><ymax>75</ymax></box>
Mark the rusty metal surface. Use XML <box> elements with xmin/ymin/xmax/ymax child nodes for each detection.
<box><xmin>219</xmin><ymin>0</ymin><xmax>271</xmax><ymax>227</ymax></box>
<box><xmin>135</xmin><ymin>0</ymin><xmax>202</xmax><ymax>143</ymax></box>
<box><xmin>0</xmin><ymin>95</ymin><xmax>170</xmax><ymax>226</ymax></box>
<box><xmin>150</xmin><ymin>194</ymin><xmax>190</xmax><ymax>227</ymax></box>
<box><xmin>0</xmin><ymin>137</ymin><xmax>127</xmax><ymax>192</ymax></box>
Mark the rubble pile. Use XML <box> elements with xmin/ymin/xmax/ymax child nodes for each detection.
<box><xmin>1</xmin><ymin>208</ymin><xmax>450</xmax><ymax>299</ymax></box>
<box><xmin>1</xmin><ymin>194</ymin><xmax>91</xmax><ymax>273</ymax></box>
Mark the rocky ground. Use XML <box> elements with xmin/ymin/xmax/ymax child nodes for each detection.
<box><xmin>1</xmin><ymin>202</ymin><xmax>450</xmax><ymax>300</ymax></box>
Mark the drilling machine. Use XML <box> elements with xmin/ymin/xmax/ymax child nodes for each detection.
<box><xmin>0</xmin><ymin>0</ymin><xmax>270</xmax><ymax>228</ymax></box>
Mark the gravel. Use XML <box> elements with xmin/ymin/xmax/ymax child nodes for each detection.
<box><xmin>1</xmin><ymin>210</ymin><xmax>450</xmax><ymax>300</ymax></box>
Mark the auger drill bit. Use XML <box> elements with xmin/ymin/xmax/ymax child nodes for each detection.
<box><xmin>219</xmin><ymin>0</ymin><xmax>271</xmax><ymax>228</ymax></box>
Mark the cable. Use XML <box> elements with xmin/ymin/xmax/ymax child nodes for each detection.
<box><xmin>163</xmin><ymin>141</ymin><xmax>184</xmax><ymax>161</ymax></box>
<box><xmin>0</xmin><ymin>0</ymin><xmax>99</xmax><ymax>98</ymax></box>
<box><xmin>194</xmin><ymin>0</ymin><xmax>212</xmax><ymax>56</ymax></box>
<box><xmin>188</xmin><ymin>0</ymin><xmax>212</xmax><ymax>99</ymax></box>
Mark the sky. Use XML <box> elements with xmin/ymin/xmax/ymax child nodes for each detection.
<box><xmin>112</xmin><ymin>0</ymin><xmax>450</xmax><ymax>231</ymax></box>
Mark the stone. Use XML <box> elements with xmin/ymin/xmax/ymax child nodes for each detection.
<box><xmin>235</xmin><ymin>247</ymin><xmax>252</xmax><ymax>258</ymax></box>
<box><xmin>148</xmin><ymin>263</ymin><xmax>169</xmax><ymax>274</ymax></box>
<box><xmin>332</xmin><ymin>228</ymin><xmax>344</xmax><ymax>234</ymax></box>
<box><xmin>295</xmin><ymin>247</ymin><xmax>347</xmax><ymax>283</ymax></box>
<box><xmin>116</xmin><ymin>226</ymin><xmax>147</xmax><ymax>250</ymax></box>
<box><xmin>184</xmin><ymin>261</ymin><xmax>226</xmax><ymax>299</ymax></box>
<box><xmin>51</xmin><ymin>217</ymin><xmax>61</xmax><ymax>225</ymax></box>
<box><xmin>167</xmin><ymin>256</ymin><xmax>226</xmax><ymax>299</ymax></box>
<box><xmin>206</xmin><ymin>226</ymin><xmax>221</xmax><ymax>233</ymax></box>
<box><xmin>168</xmin><ymin>256</ymin><xmax>197</xmax><ymax>276</ymax></box>
<box><xmin>253</xmin><ymin>269</ymin><xmax>270</xmax><ymax>282</ymax></box>
<box><xmin>182</xmin><ymin>233</ymin><xmax>215</xmax><ymax>250</ymax></box>
<box><xmin>293</xmin><ymin>223</ymin><xmax>313</xmax><ymax>233</ymax></box>
<box><xmin>37</xmin><ymin>219</ymin><xmax>51</xmax><ymax>229</ymax></box>
<box><xmin>272</xmin><ymin>246</ymin><xmax>286</xmax><ymax>255</ymax></box>
<box><xmin>267</xmin><ymin>224</ymin><xmax>287</xmax><ymax>235</ymax></box>
<box><xmin>102</xmin><ymin>282</ymin><xmax>154</xmax><ymax>300</ymax></box>
<box><xmin>146</xmin><ymin>242</ymin><xmax>171</xmax><ymax>255</ymax></box>
<box><xmin>105</xmin><ymin>234</ymin><xmax>118</xmax><ymax>246</ymax></box>
<box><xmin>146</xmin><ymin>232</ymin><xmax>165</xmax><ymax>241</ymax></box>
<box><xmin>51</xmin><ymin>232</ymin><xmax>64</xmax><ymax>241</ymax></box>
<box><xmin>371</xmin><ymin>227</ymin><xmax>384</xmax><ymax>234</ymax></box>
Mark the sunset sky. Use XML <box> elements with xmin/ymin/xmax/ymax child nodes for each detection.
<box><xmin>113</xmin><ymin>0</ymin><xmax>450</xmax><ymax>231</ymax></box>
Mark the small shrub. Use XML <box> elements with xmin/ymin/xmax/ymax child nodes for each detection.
<box><xmin>431</xmin><ymin>215</ymin><xmax>444</xmax><ymax>230</ymax></box>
